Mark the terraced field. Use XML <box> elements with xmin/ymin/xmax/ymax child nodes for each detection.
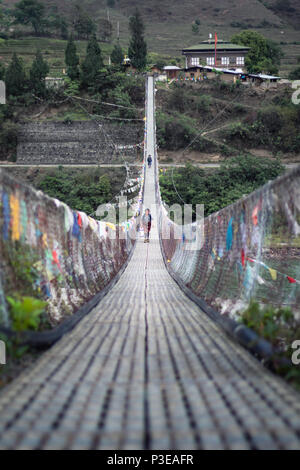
<box><xmin>1</xmin><ymin>0</ymin><xmax>299</xmax><ymax>77</ymax></box>
<box><xmin>0</xmin><ymin>38</ymin><xmax>114</xmax><ymax>76</ymax></box>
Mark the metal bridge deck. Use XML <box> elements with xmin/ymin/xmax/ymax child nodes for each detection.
<box><xmin>0</xmin><ymin>77</ymin><xmax>300</xmax><ymax>450</ymax></box>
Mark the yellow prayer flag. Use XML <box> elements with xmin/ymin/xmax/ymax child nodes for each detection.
<box><xmin>269</xmin><ymin>268</ymin><xmax>277</xmax><ymax>281</ymax></box>
<box><xmin>10</xmin><ymin>194</ymin><xmax>21</xmax><ymax>241</ymax></box>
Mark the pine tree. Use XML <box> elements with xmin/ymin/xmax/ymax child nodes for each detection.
<box><xmin>111</xmin><ymin>42</ymin><xmax>124</xmax><ymax>66</ymax></box>
<box><xmin>80</xmin><ymin>33</ymin><xmax>104</xmax><ymax>89</ymax></box>
<box><xmin>65</xmin><ymin>35</ymin><xmax>79</xmax><ymax>81</ymax></box>
<box><xmin>128</xmin><ymin>9</ymin><xmax>147</xmax><ymax>71</ymax></box>
<box><xmin>73</xmin><ymin>5</ymin><xmax>96</xmax><ymax>40</ymax></box>
<box><xmin>29</xmin><ymin>50</ymin><xmax>49</xmax><ymax>96</ymax></box>
<box><xmin>0</xmin><ymin>60</ymin><xmax>5</xmax><ymax>81</ymax></box>
<box><xmin>5</xmin><ymin>53</ymin><xmax>27</xmax><ymax>97</ymax></box>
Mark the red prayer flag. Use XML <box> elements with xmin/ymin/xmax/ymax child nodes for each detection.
<box><xmin>241</xmin><ymin>249</ymin><xmax>245</xmax><ymax>267</ymax></box>
<box><xmin>252</xmin><ymin>206</ymin><xmax>259</xmax><ymax>226</ymax></box>
<box><xmin>287</xmin><ymin>276</ymin><xmax>296</xmax><ymax>284</ymax></box>
<box><xmin>215</xmin><ymin>32</ymin><xmax>218</xmax><ymax>65</ymax></box>
<box><xmin>52</xmin><ymin>250</ymin><xmax>61</xmax><ymax>269</ymax></box>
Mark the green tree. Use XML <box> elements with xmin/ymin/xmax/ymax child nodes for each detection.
<box><xmin>73</xmin><ymin>4</ymin><xmax>96</xmax><ymax>40</ymax></box>
<box><xmin>0</xmin><ymin>120</ymin><xmax>19</xmax><ymax>161</ymax></box>
<box><xmin>60</xmin><ymin>18</ymin><xmax>69</xmax><ymax>40</ymax></box>
<box><xmin>128</xmin><ymin>9</ymin><xmax>147</xmax><ymax>71</ymax></box>
<box><xmin>0</xmin><ymin>0</ymin><xmax>13</xmax><ymax>31</ymax></box>
<box><xmin>289</xmin><ymin>66</ymin><xmax>300</xmax><ymax>80</ymax></box>
<box><xmin>156</xmin><ymin>59</ymin><xmax>166</xmax><ymax>70</ymax></box>
<box><xmin>111</xmin><ymin>42</ymin><xmax>124</xmax><ymax>66</ymax></box>
<box><xmin>192</xmin><ymin>23</ymin><xmax>199</xmax><ymax>34</ymax></box>
<box><xmin>106</xmin><ymin>86</ymin><xmax>135</xmax><ymax>119</ymax></box>
<box><xmin>47</xmin><ymin>7</ymin><xmax>69</xmax><ymax>39</ymax></box>
<box><xmin>29</xmin><ymin>50</ymin><xmax>49</xmax><ymax>97</ymax></box>
<box><xmin>272</xmin><ymin>0</ymin><xmax>294</xmax><ymax>12</ymax></box>
<box><xmin>99</xmin><ymin>18</ymin><xmax>112</xmax><ymax>42</ymax></box>
<box><xmin>159</xmin><ymin>157</ymin><xmax>284</xmax><ymax>218</ymax></box>
<box><xmin>231</xmin><ymin>30</ymin><xmax>283</xmax><ymax>74</ymax></box>
<box><xmin>65</xmin><ymin>35</ymin><xmax>79</xmax><ymax>81</ymax></box>
<box><xmin>80</xmin><ymin>33</ymin><xmax>104</xmax><ymax>90</ymax></box>
<box><xmin>13</xmin><ymin>0</ymin><xmax>46</xmax><ymax>36</ymax></box>
<box><xmin>5</xmin><ymin>53</ymin><xmax>27</xmax><ymax>97</ymax></box>
<box><xmin>0</xmin><ymin>0</ymin><xmax>3</xmax><ymax>23</ymax></box>
<box><xmin>0</xmin><ymin>60</ymin><xmax>5</xmax><ymax>80</ymax></box>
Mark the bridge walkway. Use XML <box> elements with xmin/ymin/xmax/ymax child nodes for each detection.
<box><xmin>0</xmin><ymin>77</ymin><xmax>300</xmax><ymax>450</ymax></box>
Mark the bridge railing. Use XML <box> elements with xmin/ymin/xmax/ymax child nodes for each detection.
<box><xmin>0</xmin><ymin>169</ymin><xmax>143</xmax><ymax>327</ymax></box>
<box><xmin>157</xmin><ymin>162</ymin><xmax>300</xmax><ymax>319</ymax></box>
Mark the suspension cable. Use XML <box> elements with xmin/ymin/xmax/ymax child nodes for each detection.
<box><xmin>167</xmin><ymin>94</ymin><xmax>242</xmax><ymax>208</ymax></box>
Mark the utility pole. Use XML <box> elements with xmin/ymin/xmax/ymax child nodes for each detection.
<box><xmin>117</xmin><ymin>21</ymin><xmax>120</xmax><ymax>40</ymax></box>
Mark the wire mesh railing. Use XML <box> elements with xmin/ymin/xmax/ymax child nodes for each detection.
<box><xmin>158</xmin><ymin>162</ymin><xmax>300</xmax><ymax>320</ymax></box>
<box><xmin>0</xmin><ymin>168</ymin><xmax>144</xmax><ymax>327</ymax></box>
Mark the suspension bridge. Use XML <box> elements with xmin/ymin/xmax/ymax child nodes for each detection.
<box><xmin>0</xmin><ymin>76</ymin><xmax>300</xmax><ymax>450</ymax></box>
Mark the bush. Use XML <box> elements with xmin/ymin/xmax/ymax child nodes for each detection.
<box><xmin>64</xmin><ymin>77</ymin><xmax>80</xmax><ymax>96</ymax></box>
<box><xmin>2</xmin><ymin>242</ymin><xmax>41</xmax><ymax>298</ymax></box>
<box><xmin>0</xmin><ymin>121</ymin><xmax>19</xmax><ymax>160</ymax></box>
<box><xmin>223</xmin><ymin>104</ymin><xmax>300</xmax><ymax>153</ymax></box>
<box><xmin>258</xmin><ymin>106</ymin><xmax>283</xmax><ymax>133</ymax></box>
<box><xmin>156</xmin><ymin>110</ymin><xmax>207</xmax><ymax>151</ymax></box>
<box><xmin>37</xmin><ymin>167</ymin><xmax>113</xmax><ymax>215</ymax></box>
<box><xmin>289</xmin><ymin>66</ymin><xmax>300</xmax><ymax>80</ymax></box>
<box><xmin>239</xmin><ymin>300</ymin><xmax>300</xmax><ymax>390</ymax></box>
<box><xmin>7</xmin><ymin>296</ymin><xmax>47</xmax><ymax>332</ymax></box>
<box><xmin>159</xmin><ymin>156</ymin><xmax>284</xmax><ymax>217</ymax></box>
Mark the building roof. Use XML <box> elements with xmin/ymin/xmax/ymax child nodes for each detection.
<box><xmin>186</xmin><ymin>65</ymin><xmax>244</xmax><ymax>74</ymax></box>
<box><xmin>164</xmin><ymin>66</ymin><xmax>181</xmax><ymax>70</ymax></box>
<box><xmin>184</xmin><ymin>66</ymin><xmax>280</xmax><ymax>80</ymax></box>
<box><xmin>202</xmin><ymin>66</ymin><xmax>244</xmax><ymax>74</ymax></box>
<box><xmin>249</xmin><ymin>73</ymin><xmax>280</xmax><ymax>80</ymax></box>
<box><xmin>182</xmin><ymin>43</ymin><xmax>250</xmax><ymax>52</ymax></box>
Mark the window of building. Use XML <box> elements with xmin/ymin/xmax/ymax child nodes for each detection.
<box><xmin>236</xmin><ymin>57</ymin><xmax>245</xmax><ymax>65</ymax></box>
<box><xmin>206</xmin><ymin>57</ymin><xmax>215</xmax><ymax>66</ymax></box>
<box><xmin>221</xmin><ymin>57</ymin><xmax>229</xmax><ymax>66</ymax></box>
<box><xmin>191</xmin><ymin>57</ymin><xmax>200</xmax><ymax>66</ymax></box>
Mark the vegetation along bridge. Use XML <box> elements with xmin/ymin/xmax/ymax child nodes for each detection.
<box><xmin>0</xmin><ymin>77</ymin><xmax>300</xmax><ymax>450</ymax></box>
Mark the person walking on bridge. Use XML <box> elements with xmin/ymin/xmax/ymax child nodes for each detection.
<box><xmin>142</xmin><ymin>208</ymin><xmax>152</xmax><ymax>243</ymax></box>
<box><xmin>147</xmin><ymin>155</ymin><xmax>152</xmax><ymax>168</ymax></box>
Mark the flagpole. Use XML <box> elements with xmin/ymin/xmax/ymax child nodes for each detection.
<box><xmin>215</xmin><ymin>32</ymin><xmax>217</xmax><ymax>66</ymax></box>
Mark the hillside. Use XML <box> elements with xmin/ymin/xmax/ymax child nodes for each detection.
<box><xmin>2</xmin><ymin>0</ymin><xmax>300</xmax><ymax>76</ymax></box>
<box><xmin>156</xmin><ymin>80</ymin><xmax>300</xmax><ymax>163</ymax></box>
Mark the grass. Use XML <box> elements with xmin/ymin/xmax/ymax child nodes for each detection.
<box><xmin>265</xmin><ymin>234</ymin><xmax>300</xmax><ymax>248</ymax></box>
<box><xmin>49</xmin><ymin>109</ymin><xmax>91</xmax><ymax>122</ymax></box>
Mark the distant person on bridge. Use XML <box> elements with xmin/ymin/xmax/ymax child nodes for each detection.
<box><xmin>142</xmin><ymin>208</ymin><xmax>152</xmax><ymax>243</ymax></box>
<box><xmin>147</xmin><ymin>155</ymin><xmax>152</xmax><ymax>168</ymax></box>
